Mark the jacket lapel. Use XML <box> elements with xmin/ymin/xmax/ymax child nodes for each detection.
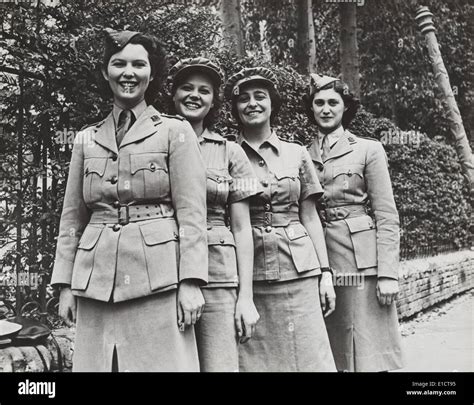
<box><xmin>120</xmin><ymin>106</ymin><xmax>160</xmax><ymax>148</ymax></box>
<box><xmin>93</xmin><ymin>113</ymin><xmax>118</xmax><ymax>154</ymax></box>
<box><xmin>308</xmin><ymin>139</ymin><xmax>323</xmax><ymax>167</ymax></box>
<box><xmin>325</xmin><ymin>130</ymin><xmax>353</xmax><ymax>162</ymax></box>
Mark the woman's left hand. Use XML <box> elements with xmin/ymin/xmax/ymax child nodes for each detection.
<box><xmin>235</xmin><ymin>295</ymin><xmax>260</xmax><ymax>344</ymax></box>
<box><xmin>376</xmin><ymin>277</ymin><xmax>399</xmax><ymax>306</ymax></box>
<box><xmin>319</xmin><ymin>272</ymin><xmax>336</xmax><ymax>317</ymax></box>
<box><xmin>177</xmin><ymin>279</ymin><xmax>205</xmax><ymax>330</ymax></box>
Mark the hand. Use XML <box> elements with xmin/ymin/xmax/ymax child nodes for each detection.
<box><xmin>58</xmin><ymin>286</ymin><xmax>77</xmax><ymax>327</ymax></box>
<box><xmin>235</xmin><ymin>295</ymin><xmax>259</xmax><ymax>344</ymax></box>
<box><xmin>319</xmin><ymin>272</ymin><xmax>336</xmax><ymax>317</ymax></box>
<box><xmin>177</xmin><ymin>279</ymin><xmax>205</xmax><ymax>330</ymax></box>
<box><xmin>376</xmin><ymin>277</ymin><xmax>399</xmax><ymax>306</ymax></box>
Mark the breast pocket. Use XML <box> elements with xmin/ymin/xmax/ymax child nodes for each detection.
<box><xmin>207</xmin><ymin>227</ymin><xmax>238</xmax><ymax>283</ymax></box>
<box><xmin>273</xmin><ymin>168</ymin><xmax>300</xmax><ymax>203</ymax></box>
<box><xmin>332</xmin><ymin>164</ymin><xmax>364</xmax><ymax>202</ymax></box>
<box><xmin>206</xmin><ymin>168</ymin><xmax>232</xmax><ymax>206</ymax></box>
<box><xmin>139</xmin><ymin>220</ymin><xmax>179</xmax><ymax>291</ymax></box>
<box><xmin>344</xmin><ymin>215</ymin><xmax>377</xmax><ymax>269</ymax></box>
<box><xmin>130</xmin><ymin>153</ymin><xmax>169</xmax><ymax>200</ymax></box>
<box><xmin>71</xmin><ymin>225</ymin><xmax>104</xmax><ymax>291</ymax></box>
<box><xmin>83</xmin><ymin>158</ymin><xmax>108</xmax><ymax>203</ymax></box>
<box><xmin>284</xmin><ymin>223</ymin><xmax>320</xmax><ymax>273</ymax></box>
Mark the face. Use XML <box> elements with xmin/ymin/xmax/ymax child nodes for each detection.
<box><xmin>173</xmin><ymin>73</ymin><xmax>214</xmax><ymax>123</ymax></box>
<box><xmin>235</xmin><ymin>84</ymin><xmax>272</xmax><ymax>128</ymax></box>
<box><xmin>102</xmin><ymin>43</ymin><xmax>152</xmax><ymax>108</ymax></box>
<box><xmin>311</xmin><ymin>88</ymin><xmax>347</xmax><ymax>133</ymax></box>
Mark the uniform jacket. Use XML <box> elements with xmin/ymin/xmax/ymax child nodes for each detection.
<box><xmin>238</xmin><ymin>131</ymin><xmax>324</xmax><ymax>282</ymax></box>
<box><xmin>308</xmin><ymin>129</ymin><xmax>400</xmax><ymax>280</ymax></box>
<box><xmin>199</xmin><ymin>129</ymin><xmax>260</xmax><ymax>288</ymax></box>
<box><xmin>51</xmin><ymin>105</ymin><xmax>208</xmax><ymax>302</ymax></box>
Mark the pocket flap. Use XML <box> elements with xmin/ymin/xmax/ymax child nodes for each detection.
<box><xmin>345</xmin><ymin>216</ymin><xmax>375</xmax><ymax>233</ymax></box>
<box><xmin>139</xmin><ymin>220</ymin><xmax>178</xmax><ymax>246</ymax></box>
<box><xmin>333</xmin><ymin>164</ymin><xmax>364</xmax><ymax>178</ymax></box>
<box><xmin>206</xmin><ymin>169</ymin><xmax>232</xmax><ymax>184</ymax></box>
<box><xmin>130</xmin><ymin>153</ymin><xmax>168</xmax><ymax>175</ymax></box>
<box><xmin>207</xmin><ymin>228</ymin><xmax>236</xmax><ymax>246</ymax></box>
<box><xmin>284</xmin><ymin>224</ymin><xmax>308</xmax><ymax>241</ymax></box>
<box><xmin>273</xmin><ymin>168</ymin><xmax>298</xmax><ymax>180</ymax></box>
<box><xmin>77</xmin><ymin>226</ymin><xmax>103</xmax><ymax>250</ymax></box>
<box><xmin>84</xmin><ymin>158</ymin><xmax>107</xmax><ymax>177</ymax></box>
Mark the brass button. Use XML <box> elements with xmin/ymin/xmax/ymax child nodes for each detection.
<box><xmin>111</xmin><ymin>155</ymin><xmax>118</xmax><ymax>162</ymax></box>
<box><xmin>216</xmin><ymin>177</ymin><xmax>221</xmax><ymax>183</ymax></box>
<box><xmin>113</xmin><ymin>200</ymin><xmax>120</xmax><ymax>208</ymax></box>
<box><xmin>149</xmin><ymin>163</ymin><xmax>156</xmax><ymax>171</ymax></box>
<box><xmin>261</xmin><ymin>180</ymin><xmax>269</xmax><ymax>187</ymax></box>
<box><xmin>258</xmin><ymin>160</ymin><xmax>265</xmax><ymax>167</ymax></box>
<box><xmin>112</xmin><ymin>224</ymin><xmax>121</xmax><ymax>232</ymax></box>
<box><xmin>265</xmin><ymin>226</ymin><xmax>272</xmax><ymax>233</ymax></box>
<box><xmin>110</xmin><ymin>176</ymin><xmax>118</xmax><ymax>184</ymax></box>
<box><xmin>264</xmin><ymin>203</ymin><xmax>271</xmax><ymax>211</ymax></box>
<box><xmin>173</xmin><ymin>232</ymin><xmax>179</xmax><ymax>240</ymax></box>
<box><xmin>207</xmin><ymin>226</ymin><xmax>212</xmax><ymax>230</ymax></box>
<box><xmin>220</xmin><ymin>239</ymin><xmax>225</xmax><ymax>244</ymax></box>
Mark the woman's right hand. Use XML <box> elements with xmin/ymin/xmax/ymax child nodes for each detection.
<box><xmin>59</xmin><ymin>286</ymin><xmax>77</xmax><ymax>327</ymax></box>
<box><xmin>177</xmin><ymin>279</ymin><xmax>205</xmax><ymax>331</ymax></box>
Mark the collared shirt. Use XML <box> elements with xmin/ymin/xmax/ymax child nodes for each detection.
<box><xmin>112</xmin><ymin>99</ymin><xmax>148</xmax><ymax>130</ymax></box>
<box><xmin>238</xmin><ymin>130</ymin><xmax>324</xmax><ymax>282</ymax></box>
<box><xmin>198</xmin><ymin>128</ymin><xmax>261</xmax><ymax>288</ymax></box>
<box><xmin>318</xmin><ymin>125</ymin><xmax>344</xmax><ymax>151</ymax></box>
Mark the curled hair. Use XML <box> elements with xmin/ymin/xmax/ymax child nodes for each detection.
<box><xmin>169</xmin><ymin>69</ymin><xmax>222</xmax><ymax>130</ymax></box>
<box><xmin>230</xmin><ymin>80</ymin><xmax>282</xmax><ymax>127</ymax></box>
<box><xmin>303</xmin><ymin>79</ymin><xmax>360</xmax><ymax>128</ymax></box>
<box><xmin>99</xmin><ymin>33</ymin><xmax>168</xmax><ymax>104</ymax></box>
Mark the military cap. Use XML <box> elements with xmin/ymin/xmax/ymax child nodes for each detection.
<box><xmin>225</xmin><ymin>67</ymin><xmax>278</xmax><ymax>100</ymax></box>
<box><xmin>309</xmin><ymin>73</ymin><xmax>340</xmax><ymax>95</ymax></box>
<box><xmin>104</xmin><ymin>28</ymin><xmax>140</xmax><ymax>51</ymax></box>
<box><xmin>169</xmin><ymin>57</ymin><xmax>225</xmax><ymax>88</ymax></box>
<box><xmin>0</xmin><ymin>319</ymin><xmax>22</xmax><ymax>341</ymax></box>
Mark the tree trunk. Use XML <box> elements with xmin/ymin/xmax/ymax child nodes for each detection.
<box><xmin>296</xmin><ymin>0</ymin><xmax>317</xmax><ymax>74</ymax></box>
<box><xmin>220</xmin><ymin>0</ymin><xmax>244</xmax><ymax>57</ymax></box>
<box><xmin>416</xmin><ymin>6</ymin><xmax>474</xmax><ymax>195</ymax></box>
<box><xmin>339</xmin><ymin>3</ymin><xmax>361</xmax><ymax>98</ymax></box>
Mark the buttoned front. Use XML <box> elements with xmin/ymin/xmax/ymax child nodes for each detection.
<box><xmin>238</xmin><ymin>132</ymin><xmax>324</xmax><ymax>282</ymax></box>
<box><xmin>199</xmin><ymin>129</ymin><xmax>260</xmax><ymax>287</ymax></box>
<box><xmin>51</xmin><ymin>105</ymin><xmax>208</xmax><ymax>302</ymax></box>
<box><xmin>308</xmin><ymin>129</ymin><xmax>400</xmax><ymax>279</ymax></box>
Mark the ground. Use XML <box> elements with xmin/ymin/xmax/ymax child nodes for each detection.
<box><xmin>400</xmin><ymin>289</ymin><xmax>473</xmax><ymax>372</ymax></box>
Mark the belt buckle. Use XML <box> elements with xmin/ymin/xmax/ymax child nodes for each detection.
<box><xmin>118</xmin><ymin>205</ymin><xmax>130</xmax><ymax>225</ymax></box>
<box><xmin>264</xmin><ymin>211</ymin><xmax>272</xmax><ymax>226</ymax></box>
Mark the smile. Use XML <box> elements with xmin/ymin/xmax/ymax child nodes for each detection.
<box><xmin>119</xmin><ymin>82</ymin><xmax>138</xmax><ymax>93</ymax></box>
<box><xmin>246</xmin><ymin>111</ymin><xmax>262</xmax><ymax>117</ymax></box>
<box><xmin>183</xmin><ymin>102</ymin><xmax>201</xmax><ymax>110</ymax></box>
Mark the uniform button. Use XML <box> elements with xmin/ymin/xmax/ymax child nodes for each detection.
<box><xmin>265</xmin><ymin>226</ymin><xmax>272</xmax><ymax>233</ymax></box>
<box><xmin>216</xmin><ymin>177</ymin><xmax>221</xmax><ymax>183</ymax></box>
<box><xmin>318</xmin><ymin>166</ymin><xmax>323</xmax><ymax>171</ymax></box>
<box><xmin>149</xmin><ymin>163</ymin><xmax>156</xmax><ymax>171</ymax></box>
<box><xmin>207</xmin><ymin>226</ymin><xmax>212</xmax><ymax>230</ymax></box>
<box><xmin>113</xmin><ymin>200</ymin><xmax>120</xmax><ymax>208</ymax></box>
<box><xmin>173</xmin><ymin>232</ymin><xmax>179</xmax><ymax>240</ymax></box>
<box><xmin>261</xmin><ymin>180</ymin><xmax>269</xmax><ymax>187</ymax></box>
<box><xmin>85</xmin><ymin>167</ymin><xmax>89</xmax><ymax>174</ymax></box>
<box><xmin>258</xmin><ymin>160</ymin><xmax>265</xmax><ymax>167</ymax></box>
<box><xmin>220</xmin><ymin>239</ymin><xmax>225</xmax><ymax>244</ymax></box>
<box><xmin>112</xmin><ymin>224</ymin><xmax>121</xmax><ymax>232</ymax></box>
<box><xmin>264</xmin><ymin>203</ymin><xmax>271</xmax><ymax>211</ymax></box>
<box><xmin>110</xmin><ymin>176</ymin><xmax>118</xmax><ymax>184</ymax></box>
<box><xmin>111</xmin><ymin>155</ymin><xmax>118</xmax><ymax>162</ymax></box>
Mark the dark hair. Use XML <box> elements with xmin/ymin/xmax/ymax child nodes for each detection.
<box><xmin>303</xmin><ymin>79</ymin><xmax>359</xmax><ymax>128</ymax></box>
<box><xmin>99</xmin><ymin>33</ymin><xmax>168</xmax><ymax>104</ymax></box>
<box><xmin>169</xmin><ymin>68</ymin><xmax>222</xmax><ymax>130</ymax></box>
<box><xmin>230</xmin><ymin>80</ymin><xmax>282</xmax><ymax>127</ymax></box>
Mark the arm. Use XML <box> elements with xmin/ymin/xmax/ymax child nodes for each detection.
<box><xmin>365</xmin><ymin>141</ymin><xmax>400</xmax><ymax>305</ymax></box>
<box><xmin>230</xmin><ymin>200</ymin><xmax>259</xmax><ymax>343</ymax></box>
<box><xmin>168</xmin><ymin>120</ymin><xmax>208</xmax><ymax>327</ymax></box>
<box><xmin>300</xmin><ymin>198</ymin><xmax>335</xmax><ymax>317</ymax></box>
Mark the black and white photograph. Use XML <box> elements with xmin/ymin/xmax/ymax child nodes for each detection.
<box><xmin>0</xmin><ymin>0</ymin><xmax>472</xmax><ymax>401</ymax></box>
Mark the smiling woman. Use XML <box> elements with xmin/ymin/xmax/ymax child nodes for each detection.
<box><xmin>50</xmin><ymin>30</ymin><xmax>208</xmax><ymax>372</ymax></box>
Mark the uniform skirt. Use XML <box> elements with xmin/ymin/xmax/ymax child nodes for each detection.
<box><xmin>73</xmin><ymin>290</ymin><xmax>199</xmax><ymax>372</ymax></box>
<box><xmin>324</xmin><ymin>275</ymin><xmax>404</xmax><ymax>372</ymax></box>
<box><xmin>239</xmin><ymin>276</ymin><xmax>336</xmax><ymax>372</ymax></box>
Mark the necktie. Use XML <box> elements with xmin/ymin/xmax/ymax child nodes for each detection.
<box><xmin>116</xmin><ymin>110</ymin><xmax>132</xmax><ymax>147</ymax></box>
<box><xmin>321</xmin><ymin>135</ymin><xmax>331</xmax><ymax>161</ymax></box>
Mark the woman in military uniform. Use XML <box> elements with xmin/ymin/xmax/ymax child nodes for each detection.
<box><xmin>304</xmin><ymin>74</ymin><xmax>404</xmax><ymax>372</ymax></box>
<box><xmin>169</xmin><ymin>58</ymin><xmax>260</xmax><ymax>372</ymax></box>
<box><xmin>51</xmin><ymin>29</ymin><xmax>208</xmax><ymax>371</ymax></box>
<box><xmin>225</xmin><ymin>67</ymin><xmax>336</xmax><ymax>372</ymax></box>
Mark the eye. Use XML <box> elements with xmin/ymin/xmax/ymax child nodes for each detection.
<box><xmin>133</xmin><ymin>61</ymin><xmax>147</xmax><ymax>67</ymax></box>
<box><xmin>329</xmin><ymin>100</ymin><xmax>340</xmax><ymax>106</ymax></box>
<box><xmin>237</xmin><ymin>95</ymin><xmax>249</xmax><ymax>103</ymax></box>
<box><xmin>180</xmin><ymin>84</ymin><xmax>193</xmax><ymax>91</ymax></box>
<box><xmin>200</xmin><ymin>88</ymin><xmax>211</xmax><ymax>95</ymax></box>
<box><xmin>111</xmin><ymin>60</ymin><xmax>125</xmax><ymax>67</ymax></box>
<box><xmin>314</xmin><ymin>100</ymin><xmax>324</xmax><ymax>106</ymax></box>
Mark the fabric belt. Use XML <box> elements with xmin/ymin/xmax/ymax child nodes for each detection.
<box><xmin>207</xmin><ymin>212</ymin><xmax>227</xmax><ymax>227</ymax></box>
<box><xmin>319</xmin><ymin>204</ymin><xmax>368</xmax><ymax>223</ymax></box>
<box><xmin>250</xmin><ymin>211</ymin><xmax>299</xmax><ymax>227</ymax></box>
<box><xmin>89</xmin><ymin>203</ymin><xmax>174</xmax><ymax>224</ymax></box>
